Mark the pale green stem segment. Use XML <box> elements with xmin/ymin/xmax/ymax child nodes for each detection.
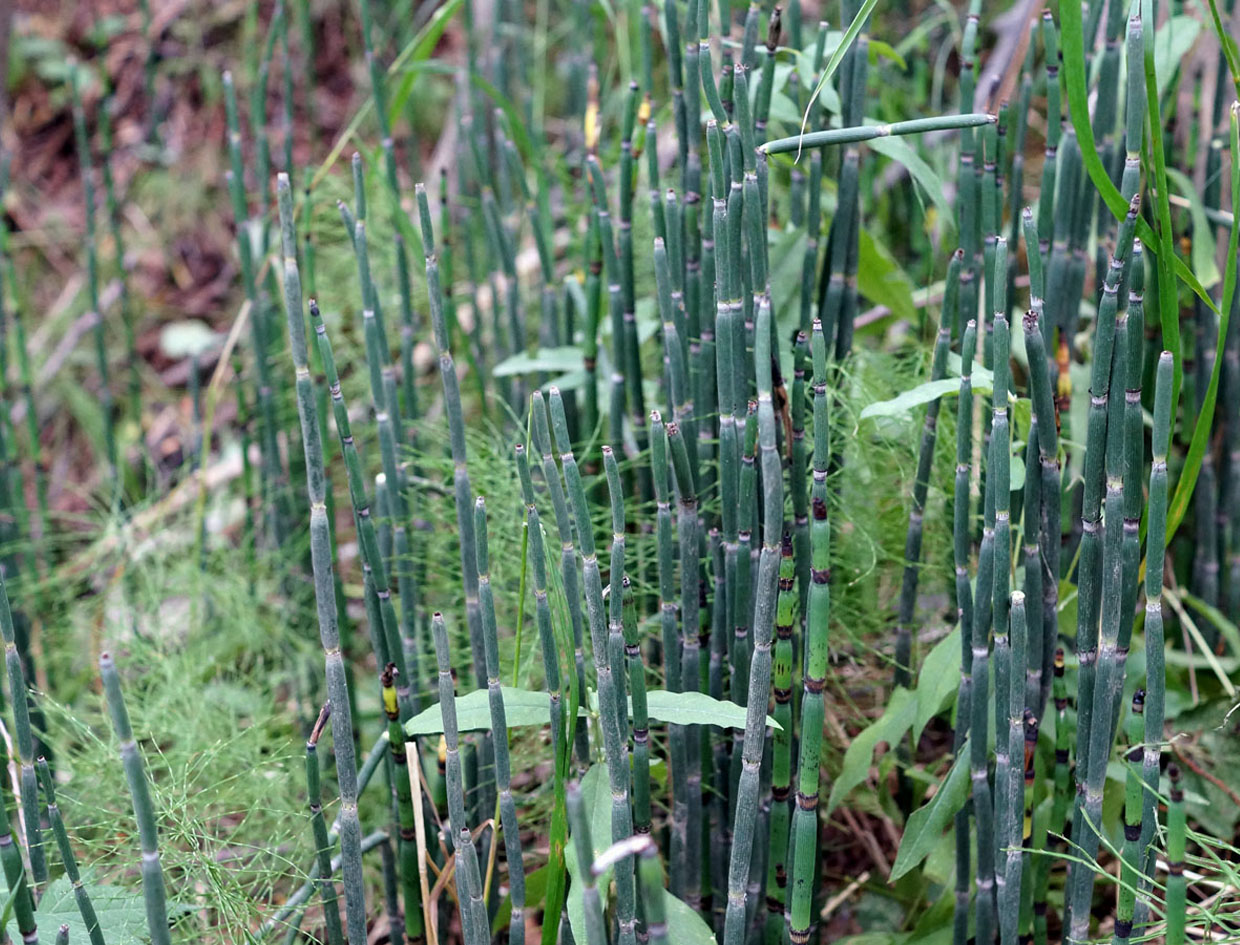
<box><xmin>275</xmin><ymin>173</ymin><xmax>366</xmax><ymax>945</ymax></box>
<box><xmin>101</xmin><ymin>653</ymin><xmax>171</xmax><ymax>945</ymax></box>
<box><xmin>760</xmin><ymin>113</ymin><xmax>995</xmax><ymax>155</ymax></box>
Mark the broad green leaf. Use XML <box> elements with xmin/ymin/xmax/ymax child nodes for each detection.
<box><xmin>494</xmin><ymin>865</ymin><xmax>548</xmax><ymax>934</ymax></box>
<box><xmin>565</xmin><ymin>764</ymin><xmax>610</xmax><ymax>944</ymax></box>
<box><xmin>826</xmin><ymin>686</ymin><xmax>917</xmax><ymax>814</ymax></box>
<box><xmin>493</xmin><ymin>347</ymin><xmax>584</xmax><ymax>378</ymax></box>
<box><xmin>586</xmin><ymin>689</ymin><xmax>781</xmax><ymax>730</ymax></box>
<box><xmin>1153</xmin><ymin>16</ymin><xmax>1201</xmax><ymax>99</ymax></box>
<box><xmin>566</xmin><ymin>765</ymin><xmax>713</xmax><ymax>945</ymax></box>
<box><xmin>664</xmin><ymin>889</ymin><xmax>718</xmax><ymax>945</ymax></box>
<box><xmin>1010</xmin><ymin>451</ymin><xmax>1026</xmax><ymax>493</ymax></box>
<box><xmin>913</xmin><ymin>628</ymin><xmax>961</xmax><ymax>746</ymax></box>
<box><xmin>945</xmin><ymin>353</ymin><xmax>995</xmax><ymax>388</ymax></box>
<box><xmin>404</xmin><ymin>686</ymin><xmax>559</xmax><ymax>736</ymax></box>
<box><xmin>646</xmin><ymin>690</ymin><xmax>781</xmax><ymax>730</ymax></box>
<box><xmin>866</xmin><ymin>136</ymin><xmax>952</xmax><ymax>227</ymax></box>
<box><xmin>890</xmin><ymin>750</ymin><xmax>970</xmax><ymax>881</ymax></box>
<box><xmin>35</xmin><ymin>873</ymin><xmax>154</xmax><ymax>945</ymax></box>
<box><xmin>860</xmin><ymin>378</ymin><xmax>962</xmax><ymax>421</ymax></box>
<box><xmin>1165</xmin><ymin>167</ymin><xmax>1220</xmax><ymax>288</ymax></box>
<box><xmin>860</xmin><ymin>368</ymin><xmax>993</xmax><ymax>421</ymax></box>
<box><xmin>858</xmin><ymin>226</ymin><xmax>917</xmax><ymax>326</ymax></box>
<box><xmin>867</xmin><ymin>38</ymin><xmax>906</xmax><ymax>69</ymax></box>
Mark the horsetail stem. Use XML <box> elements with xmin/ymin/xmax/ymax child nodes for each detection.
<box><xmin>1139</xmin><ymin>352</ymin><xmax>1174</xmax><ymax>896</ymax></box>
<box><xmin>531</xmin><ymin>392</ymin><xmax>591</xmax><ymax>767</ymax></box>
<box><xmin>432</xmin><ymin>613</ymin><xmax>490</xmax><ymax>945</ymax></box>
<box><xmin>515</xmin><ymin>445</ymin><xmax>564</xmax><ymax>766</ymax></box>
<box><xmin>787</xmin><ymin>318</ymin><xmax>831</xmax><ymax>945</ymax></box>
<box><xmin>764</xmin><ymin>532</ymin><xmax>796</xmax><ymax>942</ymax></box>
<box><xmin>567</xmin><ymin>781</ymin><xmax>608</xmax><ymax>945</ymax></box>
<box><xmin>304</xmin><ymin>706</ymin><xmax>346</xmax><ymax>945</ymax></box>
<box><xmin>475</xmin><ymin>495</ymin><xmax>527</xmax><ymax>943</ymax></box>
<box><xmin>71</xmin><ymin>63</ymin><xmax>117</xmax><ymax>479</ymax></box>
<box><xmin>38</xmin><ymin>756</ymin><xmax>105</xmax><ymax>945</ymax></box>
<box><xmin>550</xmin><ymin>393</ymin><xmax>637</xmax><ymax>945</ymax></box>
<box><xmin>1112</xmin><ymin>692</ymin><xmax>1144</xmax><ymax>945</ymax></box>
<box><xmin>101</xmin><ymin>653</ymin><xmax>170</xmax><ymax>945</ymax></box>
<box><xmin>276</xmin><ymin>174</ymin><xmax>366</xmax><ymax>945</ymax></box>
<box><xmin>380</xmin><ymin>665</ymin><xmax>423</xmax><ymax>944</ymax></box>
<box><xmin>650</xmin><ymin>410</ymin><xmax>689</xmax><ymax>895</ymax></box>
<box><xmin>723</xmin><ymin>294</ymin><xmax>782</xmax><ymax>945</ymax></box>
<box><xmin>417</xmin><ymin>184</ymin><xmax>485</xmax><ymax>691</ymax></box>
<box><xmin>1165</xmin><ymin>764</ymin><xmax>1186</xmax><ymax>945</ymax></box>
<box><xmin>894</xmin><ymin>249</ymin><xmax>962</xmax><ymax>688</ymax></box>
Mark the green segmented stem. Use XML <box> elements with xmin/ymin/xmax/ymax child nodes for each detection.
<box><xmin>755</xmin><ymin>8</ymin><xmax>779</xmax><ymax>137</ymax></box>
<box><xmin>549</xmin><ymin>391</ymin><xmax>636</xmax><ymax>945</ymax></box>
<box><xmin>348</xmin><ymin>215</ymin><xmax>415</xmax><ymax>719</ymax></box>
<box><xmin>622</xmin><ymin>575</ymin><xmax>651</xmax><ymax>837</ymax></box>
<box><xmin>817</xmin><ymin>122</ymin><xmax>858</xmax><ymax>358</ymax></box>
<box><xmin>765</xmin><ymin>534</ymin><xmax>796</xmax><ymax>943</ymax></box>
<box><xmin>1112</xmin><ymin>693</ymin><xmax>1144</xmax><ymax>945</ymax></box>
<box><xmin>515</xmin><ymin>445</ymin><xmax>564</xmax><ymax>767</ymax></box>
<box><xmin>666</xmin><ymin>420</ymin><xmax>703</xmax><ymax>908</ymax></box>
<box><xmin>1117</xmin><ymin>243</ymin><xmax>1145</xmax><ymax>681</ymax></box>
<box><xmin>997</xmin><ymin>591</ymin><xmax>1027</xmax><ymax>945</ymax></box>
<box><xmin>275</xmin><ymin>174</ymin><xmax>366</xmax><ymax>945</ymax></box>
<box><xmin>71</xmin><ymin>64</ymin><xmax>116</xmax><ymax>479</ymax></box>
<box><xmin>603</xmin><ymin>446</ymin><xmax>633</xmax><ymax>752</ymax></box>
<box><xmin>788</xmin><ymin>318</ymin><xmax>831</xmax><ymax>945</ymax></box>
<box><xmin>586</xmin><ymin>156</ymin><xmax>640</xmax><ymax>462</ymax></box>
<box><xmin>0</xmin><ymin>730</ymin><xmax>35</xmax><ymax>944</ymax></box>
<box><xmin>98</xmin><ymin>100</ymin><xmax>140</xmax><ymax>428</ymax></box>
<box><xmin>101</xmin><ymin>653</ymin><xmax>170</xmax><ymax>945</ymax></box>
<box><xmin>1071</xmin><ymin>199</ymin><xmax>1139</xmax><ymax>814</ymax></box>
<box><xmin>531</xmin><ymin>391</ymin><xmax>590</xmax><ymax>766</ymax></box>
<box><xmin>970</xmin><ymin>311</ymin><xmax>997</xmax><ymax>945</ymax></box>
<box><xmin>417</xmin><ymin>184</ymin><xmax>485</xmax><ymax>690</ymax></box>
<box><xmin>638</xmin><ymin>839</ymin><xmax>671</xmax><ymax>945</ymax></box>
<box><xmin>790</xmin><ymin>330</ymin><xmax>810</xmax><ymax>636</ymax></box>
<box><xmin>1022</xmin><ymin>412</ymin><xmax>1044</xmax><ymax>716</ymax></box>
<box><xmin>762</xmin><ymin>113</ymin><xmax>995</xmax><ymax>156</ymax></box>
<box><xmin>894</xmin><ymin>249</ymin><xmax>962</xmax><ymax>688</ymax></box>
<box><xmin>650</xmin><ymin>411</ymin><xmax>689</xmax><ymax>895</ymax></box>
<box><xmin>0</xmin><ymin>547</ymin><xmax>43</xmax><ymax>892</ymax></box>
<box><xmin>567</xmin><ymin>781</ymin><xmax>607</xmax><ymax>945</ymax></box>
<box><xmin>474</xmin><ymin>498</ymin><xmax>527</xmax><ymax>945</ymax></box>
<box><xmin>723</xmin><ymin>294</ymin><xmax>782</xmax><ymax>945</ymax></box>
<box><xmin>1165</xmin><ymin>764</ymin><xmax>1186</xmax><ymax>945</ymax></box>
<box><xmin>38</xmin><ymin>756</ymin><xmax>105</xmax><ymax>945</ymax></box>
<box><xmin>990</xmin><ymin>285</ymin><xmax>1014</xmax><ymax>939</ymax></box>
<box><xmin>432</xmin><ymin>614</ymin><xmax>490</xmax><ymax>945</ymax></box>
<box><xmin>1021</xmin><ymin>283</ymin><xmax>1061</xmax><ymax>718</ymax></box>
<box><xmin>950</xmin><ymin>313</ymin><xmax>976</xmax><ymax>945</ymax></box>
<box><xmin>1066</xmin><ymin>208</ymin><xmax>1140</xmax><ymax>943</ymax></box>
<box><xmin>303</xmin><ymin>707</ymin><xmax>345</xmax><ymax>945</ymax></box>
<box><xmin>381</xmin><ymin>664</ymin><xmax>423</xmax><ymax>944</ymax></box>
<box><xmin>262</xmin><ymin>734</ymin><xmax>393</xmax><ymax>939</ymax></box>
<box><xmin>311</xmin><ymin>302</ymin><xmax>412</xmax><ymax>700</ymax></box>
<box><xmin>223</xmin><ymin>73</ymin><xmax>286</xmax><ymax>541</ymax></box>
<box><xmin>656</xmin><ymin>238</ymin><xmax>694</xmax><ymax>441</ymax></box>
<box><xmin>1139</xmin><ymin>352</ymin><xmax>1174</xmax><ymax>900</ymax></box>
<box><xmin>1038</xmin><ymin>11</ymin><xmax>1061</xmax><ymax>261</ymax></box>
